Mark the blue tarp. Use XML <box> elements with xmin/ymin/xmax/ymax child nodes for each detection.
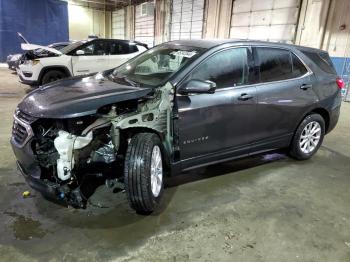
<box><xmin>0</xmin><ymin>0</ymin><xmax>69</xmax><ymax>62</ymax></box>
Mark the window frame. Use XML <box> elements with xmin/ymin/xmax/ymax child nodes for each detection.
<box><xmin>108</xmin><ymin>40</ymin><xmax>139</xmax><ymax>55</ymax></box>
<box><xmin>177</xmin><ymin>46</ymin><xmax>255</xmax><ymax>93</ymax></box>
<box><xmin>69</xmin><ymin>39</ymin><xmax>109</xmax><ymax>56</ymax></box>
<box><xmin>253</xmin><ymin>46</ymin><xmax>312</xmax><ymax>85</ymax></box>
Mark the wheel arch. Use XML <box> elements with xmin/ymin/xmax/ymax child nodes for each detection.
<box><xmin>38</xmin><ymin>66</ymin><xmax>72</xmax><ymax>85</ymax></box>
<box><xmin>309</xmin><ymin>107</ymin><xmax>330</xmax><ymax>133</ymax></box>
<box><xmin>120</xmin><ymin>127</ymin><xmax>171</xmax><ymax>170</ymax></box>
<box><xmin>295</xmin><ymin>107</ymin><xmax>330</xmax><ymax>136</ymax></box>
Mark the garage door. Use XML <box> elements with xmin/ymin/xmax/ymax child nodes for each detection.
<box><xmin>230</xmin><ymin>0</ymin><xmax>301</xmax><ymax>43</ymax></box>
<box><xmin>112</xmin><ymin>9</ymin><xmax>125</xmax><ymax>39</ymax></box>
<box><xmin>135</xmin><ymin>2</ymin><xmax>155</xmax><ymax>47</ymax></box>
<box><xmin>170</xmin><ymin>0</ymin><xmax>205</xmax><ymax>40</ymax></box>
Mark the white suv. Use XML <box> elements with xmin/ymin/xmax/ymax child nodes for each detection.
<box><xmin>18</xmin><ymin>38</ymin><xmax>148</xmax><ymax>86</ymax></box>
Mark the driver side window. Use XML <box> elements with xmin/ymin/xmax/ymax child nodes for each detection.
<box><xmin>186</xmin><ymin>48</ymin><xmax>250</xmax><ymax>89</ymax></box>
<box><xmin>81</xmin><ymin>41</ymin><xmax>107</xmax><ymax>56</ymax></box>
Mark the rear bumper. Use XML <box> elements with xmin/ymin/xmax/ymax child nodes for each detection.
<box><xmin>327</xmin><ymin>105</ymin><xmax>341</xmax><ymax>134</ymax></box>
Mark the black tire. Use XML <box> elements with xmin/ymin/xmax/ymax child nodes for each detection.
<box><xmin>41</xmin><ymin>70</ymin><xmax>66</xmax><ymax>85</ymax></box>
<box><xmin>124</xmin><ymin>133</ymin><xmax>164</xmax><ymax>214</ymax></box>
<box><xmin>289</xmin><ymin>113</ymin><xmax>325</xmax><ymax>160</ymax></box>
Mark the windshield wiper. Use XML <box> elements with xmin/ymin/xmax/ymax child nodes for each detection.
<box><xmin>109</xmin><ymin>74</ymin><xmax>140</xmax><ymax>87</ymax></box>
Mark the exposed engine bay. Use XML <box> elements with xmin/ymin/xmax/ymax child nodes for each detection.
<box><xmin>28</xmin><ymin>83</ymin><xmax>174</xmax><ymax>208</ymax></box>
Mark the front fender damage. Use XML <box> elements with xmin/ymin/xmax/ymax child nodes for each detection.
<box><xmin>47</xmin><ymin>82</ymin><xmax>174</xmax><ymax>207</ymax></box>
<box><xmin>110</xmin><ymin>82</ymin><xmax>174</xmax><ymax>154</ymax></box>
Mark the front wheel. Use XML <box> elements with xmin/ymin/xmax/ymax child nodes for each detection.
<box><xmin>124</xmin><ymin>133</ymin><xmax>164</xmax><ymax>214</ymax></box>
<box><xmin>41</xmin><ymin>70</ymin><xmax>66</xmax><ymax>85</ymax></box>
<box><xmin>289</xmin><ymin>113</ymin><xmax>325</xmax><ymax>160</ymax></box>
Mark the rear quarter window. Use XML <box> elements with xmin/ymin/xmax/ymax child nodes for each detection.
<box><xmin>300</xmin><ymin>50</ymin><xmax>336</xmax><ymax>74</ymax></box>
<box><xmin>292</xmin><ymin>53</ymin><xmax>308</xmax><ymax>77</ymax></box>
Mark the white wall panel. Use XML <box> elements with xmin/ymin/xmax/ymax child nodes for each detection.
<box><xmin>135</xmin><ymin>2</ymin><xmax>155</xmax><ymax>47</ymax></box>
<box><xmin>170</xmin><ymin>0</ymin><xmax>204</xmax><ymax>40</ymax></box>
<box><xmin>230</xmin><ymin>0</ymin><xmax>300</xmax><ymax>43</ymax></box>
<box><xmin>68</xmin><ymin>4</ymin><xmax>108</xmax><ymax>40</ymax></box>
<box><xmin>112</xmin><ymin>9</ymin><xmax>125</xmax><ymax>39</ymax></box>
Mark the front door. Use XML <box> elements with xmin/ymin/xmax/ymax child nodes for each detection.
<box><xmin>176</xmin><ymin>47</ymin><xmax>257</xmax><ymax>162</ymax></box>
<box><xmin>71</xmin><ymin>40</ymin><xmax>109</xmax><ymax>75</ymax></box>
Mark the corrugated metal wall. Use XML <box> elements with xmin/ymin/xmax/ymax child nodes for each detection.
<box><xmin>230</xmin><ymin>0</ymin><xmax>300</xmax><ymax>43</ymax></box>
<box><xmin>112</xmin><ymin>9</ymin><xmax>125</xmax><ymax>39</ymax></box>
<box><xmin>170</xmin><ymin>0</ymin><xmax>205</xmax><ymax>40</ymax></box>
<box><xmin>135</xmin><ymin>2</ymin><xmax>155</xmax><ymax>47</ymax></box>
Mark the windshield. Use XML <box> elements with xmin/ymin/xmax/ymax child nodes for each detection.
<box><xmin>109</xmin><ymin>44</ymin><xmax>205</xmax><ymax>87</ymax></box>
<box><xmin>60</xmin><ymin>40</ymin><xmax>90</xmax><ymax>54</ymax></box>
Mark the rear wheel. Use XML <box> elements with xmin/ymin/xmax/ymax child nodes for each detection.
<box><xmin>124</xmin><ymin>133</ymin><xmax>164</xmax><ymax>214</ymax></box>
<box><xmin>41</xmin><ymin>70</ymin><xmax>66</xmax><ymax>85</ymax></box>
<box><xmin>289</xmin><ymin>113</ymin><xmax>325</xmax><ymax>160</ymax></box>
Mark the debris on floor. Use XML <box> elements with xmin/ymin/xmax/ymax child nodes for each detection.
<box><xmin>22</xmin><ymin>191</ymin><xmax>30</xmax><ymax>198</ymax></box>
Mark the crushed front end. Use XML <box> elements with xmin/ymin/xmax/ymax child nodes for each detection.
<box><xmin>10</xmin><ymin>83</ymin><xmax>174</xmax><ymax>208</ymax></box>
<box><xmin>11</xmin><ymin>109</ymin><xmax>117</xmax><ymax>208</ymax></box>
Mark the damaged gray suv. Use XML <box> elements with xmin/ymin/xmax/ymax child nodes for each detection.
<box><xmin>11</xmin><ymin>40</ymin><xmax>343</xmax><ymax>213</ymax></box>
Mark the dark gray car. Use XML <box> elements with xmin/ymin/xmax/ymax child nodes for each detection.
<box><xmin>11</xmin><ymin>40</ymin><xmax>343</xmax><ymax>213</ymax></box>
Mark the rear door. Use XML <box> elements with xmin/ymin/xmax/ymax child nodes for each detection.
<box><xmin>253</xmin><ymin>46</ymin><xmax>318</xmax><ymax>148</ymax></box>
<box><xmin>177</xmin><ymin>47</ymin><xmax>257</xmax><ymax>162</ymax></box>
<box><xmin>71</xmin><ymin>40</ymin><xmax>109</xmax><ymax>75</ymax></box>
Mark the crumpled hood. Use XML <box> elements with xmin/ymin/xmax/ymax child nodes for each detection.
<box><xmin>21</xmin><ymin>43</ymin><xmax>62</xmax><ymax>55</ymax></box>
<box><xmin>18</xmin><ymin>74</ymin><xmax>153</xmax><ymax>119</ymax></box>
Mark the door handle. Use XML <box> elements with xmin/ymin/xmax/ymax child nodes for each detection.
<box><xmin>238</xmin><ymin>93</ymin><xmax>253</xmax><ymax>101</ymax></box>
<box><xmin>300</xmin><ymin>84</ymin><xmax>312</xmax><ymax>90</ymax></box>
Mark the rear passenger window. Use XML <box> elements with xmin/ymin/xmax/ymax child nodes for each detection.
<box><xmin>257</xmin><ymin>48</ymin><xmax>293</xmax><ymax>82</ymax></box>
<box><xmin>257</xmin><ymin>48</ymin><xmax>308</xmax><ymax>82</ymax></box>
<box><xmin>110</xmin><ymin>42</ymin><xmax>138</xmax><ymax>55</ymax></box>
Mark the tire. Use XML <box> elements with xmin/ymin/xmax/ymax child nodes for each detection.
<box><xmin>41</xmin><ymin>70</ymin><xmax>66</xmax><ymax>85</ymax></box>
<box><xmin>289</xmin><ymin>113</ymin><xmax>325</xmax><ymax>160</ymax></box>
<box><xmin>124</xmin><ymin>133</ymin><xmax>164</xmax><ymax>214</ymax></box>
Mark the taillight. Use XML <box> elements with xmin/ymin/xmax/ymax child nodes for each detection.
<box><xmin>336</xmin><ymin>78</ymin><xmax>345</xmax><ymax>89</ymax></box>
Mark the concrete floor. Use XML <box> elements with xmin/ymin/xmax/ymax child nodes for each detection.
<box><xmin>0</xmin><ymin>68</ymin><xmax>350</xmax><ymax>262</ymax></box>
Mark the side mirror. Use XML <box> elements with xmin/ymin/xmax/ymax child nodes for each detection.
<box><xmin>178</xmin><ymin>80</ymin><xmax>216</xmax><ymax>95</ymax></box>
<box><xmin>76</xmin><ymin>50</ymin><xmax>85</xmax><ymax>55</ymax></box>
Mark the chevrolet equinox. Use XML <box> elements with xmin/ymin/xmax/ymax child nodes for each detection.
<box><xmin>11</xmin><ymin>40</ymin><xmax>343</xmax><ymax>213</ymax></box>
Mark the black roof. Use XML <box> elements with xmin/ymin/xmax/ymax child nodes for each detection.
<box><xmin>166</xmin><ymin>39</ymin><xmax>325</xmax><ymax>53</ymax></box>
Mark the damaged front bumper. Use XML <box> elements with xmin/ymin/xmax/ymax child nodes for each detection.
<box><xmin>16</xmin><ymin>160</ymin><xmax>62</xmax><ymax>200</ymax></box>
<box><xmin>12</xmin><ymin>137</ymin><xmax>60</xmax><ymax>199</ymax></box>
<box><xmin>11</xmin><ymin>138</ymin><xmax>85</xmax><ymax>207</ymax></box>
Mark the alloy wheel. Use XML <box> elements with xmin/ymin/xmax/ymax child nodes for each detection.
<box><xmin>150</xmin><ymin>145</ymin><xmax>163</xmax><ymax>197</ymax></box>
<box><xmin>299</xmin><ymin>121</ymin><xmax>321</xmax><ymax>154</ymax></box>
